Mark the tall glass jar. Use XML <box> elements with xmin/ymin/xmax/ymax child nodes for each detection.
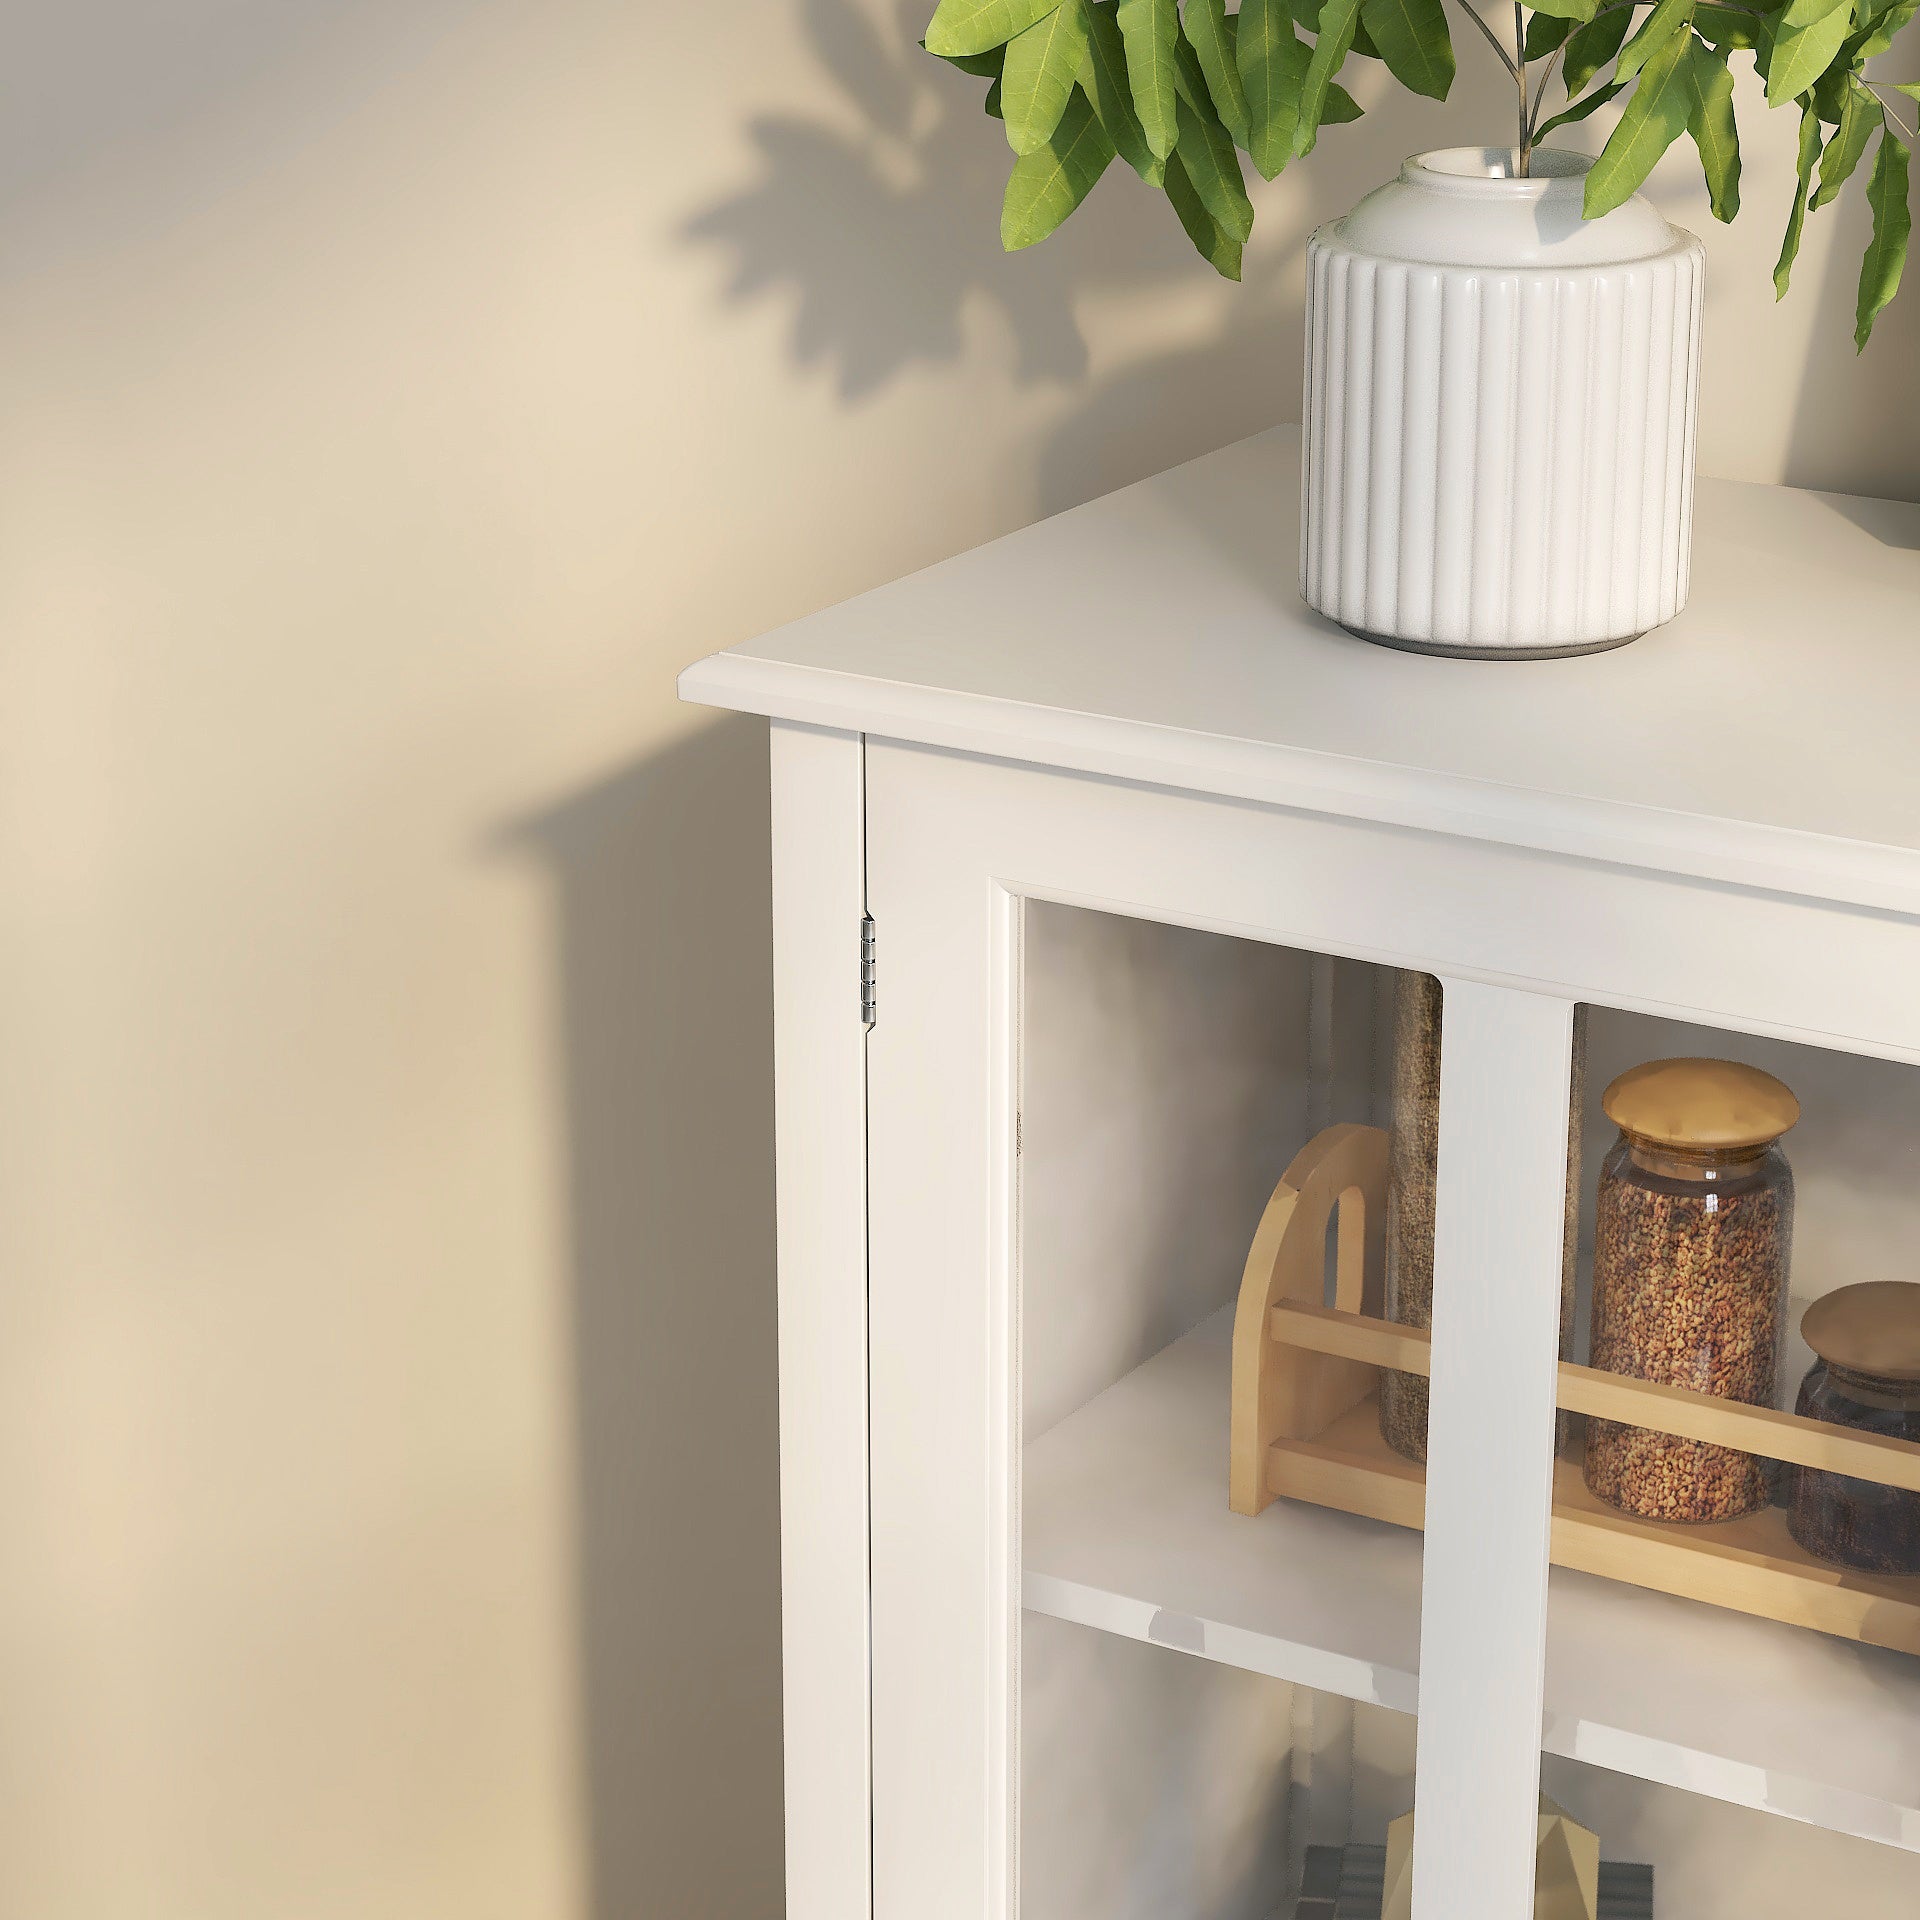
<box><xmin>1379</xmin><ymin>973</ymin><xmax>1442</xmax><ymax>1462</ymax></box>
<box><xmin>1584</xmin><ymin>1058</ymin><xmax>1798</xmax><ymax>1523</ymax></box>
<box><xmin>1788</xmin><ymin>1282</ymin><xmax>1920</xmax><ymax>1574</ymax></box>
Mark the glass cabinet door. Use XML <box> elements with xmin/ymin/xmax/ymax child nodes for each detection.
<box><xmin>858</xmin><ymin>734</ymin><xmax>1920</xmax><ymax>1920</ymax></box>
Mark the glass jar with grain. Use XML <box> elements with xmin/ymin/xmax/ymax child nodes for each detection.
<box><xmin>1789</xmin><ymin>1282</ymin><xmax>1920</xmax><ymax>1573</ymax></box>
<box><xmin>1379</xmin><ymin>972</ymin><xmax>1444</xmax><ymax>1464</ymax></box>
<box><xmin>1584</xmin><ymin>1057</ymin><xmax>1798</xmax><ymax>1523</ymax></box>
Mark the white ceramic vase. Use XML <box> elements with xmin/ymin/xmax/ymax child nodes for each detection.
<box><xmin>1299</xmin><ymin>148</ymin><xmax>1704</xmax><ymax>659</ymax></box>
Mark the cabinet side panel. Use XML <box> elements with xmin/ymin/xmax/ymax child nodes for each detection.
<box><xmin>769</xmin><ymin>721</ymin><xmax>872</xmax><ymax>1920</ymax></box>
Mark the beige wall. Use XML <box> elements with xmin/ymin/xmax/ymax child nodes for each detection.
<box><xmin>0</xmin><ymin>5</ymin><xmax>1913</xmax><ymax>1919</ymax></box>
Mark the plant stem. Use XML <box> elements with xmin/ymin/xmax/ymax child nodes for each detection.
<box><xmin>1521</xmin><ymin>0</ymin><xmax>1766</xmax><ymax>137</ymax></box>
<box><xmin>1506</xmin><ymin>0</ymin><xmax>1774</xmax><ymax>142</ymax></box>
<box><xmin>1515</xmin><ymin>3</ymin><xmax>1532</xmax><ymax>173</ymax></box>
<box><xmin>1865</xmin><ymin>79</ymin><xmax>1918</xmax><ymax>144</ymax></box>
<box><xmin>1527</xmin><ymin>43</ymin><xmax>1566</xmax><ymax>140</ymax></box>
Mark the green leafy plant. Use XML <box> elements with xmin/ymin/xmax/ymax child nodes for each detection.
<box><xmin>923</xmin><ymin>0</ymin><xmax>1916</xmax><ymax>344</ymax></box>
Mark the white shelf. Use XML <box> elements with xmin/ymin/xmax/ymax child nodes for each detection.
<box><xmin>1023</xmin><ymin>1306</ymin><xmax>1920</xmax><ymax>1855</ymax></box>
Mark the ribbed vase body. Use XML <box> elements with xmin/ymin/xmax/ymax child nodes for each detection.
<box><xmin>1299</xmin><ymin>149</ymin><xmax>1705</xmax><ymax>659</ymax></box>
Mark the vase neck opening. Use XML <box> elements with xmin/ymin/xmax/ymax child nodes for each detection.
<box><xmin>1404</xmin><ymin>147</ymin><xmax>1592</xmax><ymax>195</ymax></box>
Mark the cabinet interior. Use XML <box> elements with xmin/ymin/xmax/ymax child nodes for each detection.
<box><xmin>1018</xmin><ymin>900</ymin><xmax>1920</xmax><ymax>1919</ymax></box>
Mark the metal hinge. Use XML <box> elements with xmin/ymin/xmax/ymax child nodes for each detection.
<box><xmin>860</xmin><ymin>913</ymin><xmax>877</xmax><ymax>1028</ymax></box>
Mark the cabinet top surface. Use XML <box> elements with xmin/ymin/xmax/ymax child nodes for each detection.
<box><xmin>680</xmin><ymin>427</ymin><xmax>1920</xmax><ymax>913</ymax></box>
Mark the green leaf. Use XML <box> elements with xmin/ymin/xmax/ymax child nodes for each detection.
<box><xmin>1171</xmin><ymin>50</ymin><xmax>1256</xmax><ymax>238</ymax></box>
<box><xmin>1361</xmin><ymin>0</ymin><xmax>1455</xmax><ymax>100</ymax></box>
<box><xmin>1616</xmin><ymin>0</ymin><xmax>1694</xmax><ymax>86</ymax></box>
<box><xmin>923</xmin><ymin>41</ymin><xmax>1009</xmax><ymax>76</ymax></box>
<box><xmin>1295</xmin><ymin>0</ymin><xmax>1383</xmax><ymax>59</ymax></box>
<box><xmin>1002</xmin><ymin>88</ymin><xmax>1116</xmax><ymax>246</ymax></box>
<box><xmin>927</xmin><ymin>0</ymin><xmax>1062</xmax><ymax>58</ymax></box>
<box><xmin>1080</xmin><ymin>2</ymin><xmax>1165</xmax><ymax>180</ymax></box>
<box><xmin>1814</xmin><ymin>76</ymin><xmax>1883</xmax><ymax>208</ymax></box>
<box><xmin>1853</xmin><ymin>0</ymin><xmax>1920</xmax><ymax>59</ymax></box>
<box><xmin>1238</xmin><ymin>0</ymin><xmax>1311</xmax><ymax>177</ymax></box>
<box><xmin>1295</xmin><ymin>0</ymin><xmax>1363</xmax><ymax>154</ymax></box>
<box><xmin>1683</xmin><ymin>35</ymin><xmax>1741</xmax><ymax>221</ymax></box>
<box><xmin>1899</xmin><ymin>83</ymin><xmax>1920</xmax><ymax>102</ymax></box>
<box><xmin>1002</xmin><ymin>0</ymin><xmax>1092</xmax><ymax>151</ymax></box>
<box><xmin>1562</xmin><ymin>7</ymin><xmax>1631</xmax><ymax>91</ymax></box>
<box><xmin>1524</xmin><ymin>12</ymin><xmax>1576</xmax><ymax>61</ymax></box>
<box><xmin>987</xmin><ymin>75</ymin><xmax>1006</xmax><ymax>113</ymax></box>
<box><xmin>1692</xmin><ymin>2</ymin><xmax>1759</xmax><ymax>48</ymax></box>
<box><xmin>1767</xmin><ymin>0</ymin><xmax>1853</xmax><ymax>109</ymax></box>
<box><xmin>1167</xmin><ymin>108</ymin><xmax>1259</xmax><ymax>241</ymax></box>
<box><xmin>1323</xmin><ymin>79</ymin><xmax>1366</xmax><ymax>119</ymax></box>
<box><xmin>1812</xmin><ymin>62</ymin><xmax>1851</xmax><ymax>123</ymax></box>
<box><xmin>1585</xmin><ymin>24</ymin><xmax>1694</xmax><ymax>215</ymax></box>
<box><xmin>1164</xmin><ymin>151</ymin><xmax>1244</xmax><ymax>277</ymax></box>
<box><xmin>1775</xmin><ymin>96</ymin><xmax>1821</xmax><ymax>297</ymax></box>
<box><xmin>1117</xmin><ymin>0</ymin><xmax>1180</xmax><ymax>158</ymax></box>
<box><xmin>1535</xmin><ymin>78</ymin><xmax>1623</xmax><ymax>136</ymax></box>
<box><xmin>1185</xmin><ymin>0</ymin><xmax>1251</xmax><ymax>144</ymax></box>
<box><xmin>1856</xmin><ymin>126</ymin><xmax>1911</xmax><ymax>348</ymax></box>
<box><xmin>1526</xmin><ymin>0</ymin><xmax>1599</xmax><ymax>19</ymax></box>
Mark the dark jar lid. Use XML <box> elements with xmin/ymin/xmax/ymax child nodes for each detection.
<box><xmin>1802</xmin><ymin>1282</ymin><xmax>1920</xmax><ymax>1386</ymax></box>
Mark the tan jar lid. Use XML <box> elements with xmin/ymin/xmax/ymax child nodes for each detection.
<box><xmin>1803</xmin><ymin>1282</ymin><xmax>1920</xmax><ymax>1384</ymax></box>
<box><xmin>1602</xmin><ymin>1057</ymin><xmax>1800</xmax><ymax>1151</ymax></box>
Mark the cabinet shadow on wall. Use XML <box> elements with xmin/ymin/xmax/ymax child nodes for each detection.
<box><xmin>502</xmin><ymin>714</ymin><xmax>784</xmax><ymax>1920</ymax></box>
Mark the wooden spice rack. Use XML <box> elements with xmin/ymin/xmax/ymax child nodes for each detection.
<box><xmin>1229</xmin><ymin>1124</ymin><xmax>1920</xmax><ymax>1657</ymax></box>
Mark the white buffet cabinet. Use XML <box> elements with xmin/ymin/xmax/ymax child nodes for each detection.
<box><xmin>680</xmin><ymin>427</ymin><xmax>1920</xmax><ymax>1920</ymax></box>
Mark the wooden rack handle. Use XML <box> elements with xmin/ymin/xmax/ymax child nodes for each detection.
<box><xmin>1228</xmin><ymin>1124</ymin><xmax>1389</xmax><ymax>1517</ymax></box>
<box><xmin>1269</xmin><ymin>1301</ymin><xmax>1920</xmax><ymax>1496</ymax></box>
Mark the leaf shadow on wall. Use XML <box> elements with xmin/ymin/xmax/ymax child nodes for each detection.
<box><xmin>1026</xmin><ymin>247</ymin><xmax>1302</xmax><ymax>519</ymax></box>
<box><xmin>1781</xmin><ymin>130</ymin><xmax>1920</xmax><ymax>518</ymax></box>
<box><xmin>500</xmin><ymin>715</ymin><xmax>784</xmax><ymax>1920</ymax></box>
<box><xmin>684</xmin><ymin>0</ymin><xmax>1246</xmax><ymax>398</ymax></box>
<box><xmin>1028</xmin><ymin>68</ymin><xmax>1483</xmax><ymax>543</ymax></box>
